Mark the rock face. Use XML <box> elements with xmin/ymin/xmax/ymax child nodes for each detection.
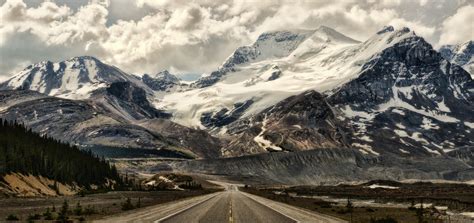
<box><xmin>200</xmin><ymin>99</ymin><xmax>254</xmax><ymax>128</ymax></box>
<box><xmin>223</xmin><ymin>91</ymin><xmax>350</xmax><ymax>156</ymax></box>
<box><xmin>92</xmin><ymin>81</ymin><xmax>171</xmax><ymax>120</ymax></box>
<box><xmin>440</xmin><ymin>40</ymin><xmax>474</xmax><ymax>76</ymax></box>
<box><xmin>328</xmin><ymin>33</ymin><xmax>473</xmax><ymax>156</ymax></box>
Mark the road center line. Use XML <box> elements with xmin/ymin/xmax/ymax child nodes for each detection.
<box><xmin>229</xmin><ymin>198</ymin><xmax>233</xmax><ymax>223</ymax></box>
<box><xmin>154</xmin><ymin>192</ymin><xmax>221</xmax><ymax>223</ymax></box>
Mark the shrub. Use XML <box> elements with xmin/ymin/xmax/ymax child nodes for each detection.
<box><xmin>83</xmin><ymin>205</ymin><xmax>96</xmax><ymax>215</ymax></box>
<box><xmin>43</xmin><ymin>208</ymin><xmax>53</xmax><ymax>220</ymax></box>
<box><xmin>74</xmin><ymin>202</ymin><xmax>83</xmax><ymax>215</ymax></box>
<box><xmin>136</xmin><ymin>197</ymin><xmax>141</xmax><ymax>208</ymax></box>
<box><xmin>370</xmin><ymin>217</ymin><xmax>398</xmax><ymax>223</ymax></box>
<box><xmin>27</xmin><ymin>214</ymin><xmax>41</xmax><ymax>220</ymax></box>
<box><xmin>366</xmin><ymin>208</ymin><xmax>376</xmax><ymax>212</ymax></box>
<box><xmin>319</xmin><ymin>203</ymin><xmax>332</xmax><ymax>208</ymax></box>
<box><xmin>121</xmin><ymin>198</ymin><xmax>135</xmax><ymax>211</ymax></box>
<box><xmin>6</xmin><ymin>214</ymin><xmax>19</xmax><ymax>221</ymax></box>
<box><xmin>57</xmin><ymin>200</ymin><xmax>69</xmax><ymax>222</ymax></box>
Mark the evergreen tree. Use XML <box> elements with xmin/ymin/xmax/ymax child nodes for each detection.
<box><xmin>0</xmin><ymin>118</ymin><xmax>122</xmax><ymax>188</ymax></box>
<box><xmin>57</xmin><ymin>200</ymin><xmax>69</xmax><ymax>222</ymax></box>
<box><xmin>74</xmin><ymin>202</ymin><xmax>83</xmax><ymax>215</ymax></box>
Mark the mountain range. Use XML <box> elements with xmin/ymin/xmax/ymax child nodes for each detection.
<box><xmin>0</xmin><ymin>25</ymin><xmax>473</xmax><ymax>184</ymax></box>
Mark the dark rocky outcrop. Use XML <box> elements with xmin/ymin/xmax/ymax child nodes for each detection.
<box><xmin>200</xmin><ymin>99</ymin><xmax>254</xmax><ymax>128</ymax></box>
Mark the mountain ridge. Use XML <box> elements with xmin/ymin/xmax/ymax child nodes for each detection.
<box><xmin>0</xmin><ymin>25</ymin><xmax>472</xmax><ymax>176</ymax></box>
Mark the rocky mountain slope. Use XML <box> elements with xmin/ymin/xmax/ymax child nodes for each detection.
<box><xmin>222</xmin><ymin>90</ymin><xmax>350</xmax><ymax>157</ymax></box>
<box><xmin>0</xmin><ymin>90</ymin><xmax>221</xmax><ymax>159</ymax></box>
<box><xmin>170</xmin><ymin>148</ymin><xmax>474</xmax><ymax>185</ymax></box>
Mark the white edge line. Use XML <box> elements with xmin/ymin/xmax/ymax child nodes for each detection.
<box><xmin>242</xmin><ymin>191</ymin><xmax>347</xmax><ymax>223</ymax></box>
<box><xmin>154</xmin><ymin>192</ymin><xmax>221</xmax><ymax>223</ymax></box>
<box><xmin>240</xmin><ymin>192</ymin><xmax>300</xmax><ymax>223</ymax></box>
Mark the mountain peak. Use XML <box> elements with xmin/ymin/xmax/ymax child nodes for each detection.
<box><xmin>145</xmin><ymin>70</ymin><xmax>179</xmax><ymax>81</ymax></box>
<box><xmin>67</xmin><ymin>55</ymin><xmax>100</xmax><ymax>61</ymax></box>
<box><xmin>377</xmin><ymin>26</ymin><xmax>395</xmax><ymax>35</ymax></box>
<box><xmin>142</xmin><ymin>70</ymin><xmax>180</xmax><ymax>91</ymax></box>
<box><xmin>1</xmin><ymin>56</ymin><xmax>140</xmax><ymax>99</ymax></box>
<box><xmin>375</xmin><ymin>26</ymin><xmax>412</xmax><ymax>37</ymax></box>
<box><xmin>439</xmin><ymin>40</ymin><xmax>474</xmax><ymax>76</ymax></box>
<box><xmin>256</xmin><ymin>29</ymin><xmax>314</xmax><ymax>43</ymax></box>
<box><xmin>312</xmin><ymin>25</ymin><xmax>360</xmax><ymax>44</ymax></box>
<box><xmin>218</xmin><ymin>29</ymin><xmax>314</xmax><ymax>70</ymax></box>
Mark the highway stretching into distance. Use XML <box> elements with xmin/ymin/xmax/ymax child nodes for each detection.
<box><xmin>98</xmin><ymin>182</ymin><xmax>346</xmax><ymax>223</ymax></box>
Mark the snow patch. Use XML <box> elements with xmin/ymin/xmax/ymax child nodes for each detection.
<box><xmin>254</xmin><ymin>117</ymin><xmax>282</xmax><ymax>151</ymax></box>
<box><xmin>366</xmin><ymin>184</ymin><xmax>399</xmax><ymax>189</ymax></box>
<box><xmin>352</xmin><ymin>143</ymin><xmax>379</xmax><ymax>156</ymax></box>
<box><xmin>421</xmin><ymin>117</ymin><xmax>440</xmax><ymax>130</ymax></box>
<box><xmin>423</xmin><ymin>146</ymin><xmax>441</xmax><ymax>155</ymax></box>
<box><xmin>411</xmin><ymin>132</ymin><xmax>429</xmax><ymax>145</ymax></box>
<box><xmin>394</xmin><ymin>129</ymin><xmax>409</xmax><ymax>137</ymax></box>
<box><xmin>392</xmin><ymin>108</ymin><xmax>405</xmax><ymax>115</ymax></box>
<box><xmin>399</xmin><ymin>149</ymin><xmax>410</xmax><ymax>154</ymax></box>
<box><xmin>465</xmin><ymin>122</ymin><xmax>474</xmax><ymax>128</ymax></box>
<box><xmin>395</xmin><ymin>123</ymin><xmax>406</xmax><ymax>129</ymax></box>
<box><xmin>437</xmin><ymin>99</ymin><xmax>451</xmax><ymax>113</ymax></box>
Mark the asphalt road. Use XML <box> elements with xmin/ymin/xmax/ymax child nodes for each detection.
<box><xmin>98</xmin><ymin>184</ymin><xmax>346</xmax><ymax>223</ymax></box>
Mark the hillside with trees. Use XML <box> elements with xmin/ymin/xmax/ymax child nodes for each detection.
<box><xmin>0</xmin><ymin>119</ymin><xmax>121</xmax><ymax>189</ymax></box>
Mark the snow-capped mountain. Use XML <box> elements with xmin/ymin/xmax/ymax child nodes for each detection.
<box><xmin>160</xmin><ymin>26</ymin><xmax>427</xmax><ymax>129</ymax></box>
<box><xmin>0</xmin><ymin>56</ymin><xmax>150</xmax><ymax>99</ymax></box>
<box><xmin>329</xmin><ymin>31</ymin><xmax>473</xmax><ymax>156</ymax></box>
<box><xmin>159</xmin><ymin>26</ymin><xmax>473</xmax><ymax>158</ymax></box>
<box><xmin>0</xmin><ymin>57</ymin><xmax>225</xmax><ymax>158</ymax></box>
<box><xmin>192</xmin><ymin>26</ymin><xmax>359</xmax><ymax>88</ymax></box>
<box><xmin>440</xmin><ymin>40</ymin><xmax>473</xmax><ymax>77</ymax></box>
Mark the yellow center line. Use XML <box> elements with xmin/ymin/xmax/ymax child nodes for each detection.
<box><xmin>229</xmin><ymin>198</ymin><xmax>233</xmax><ymax>223</ymax></box>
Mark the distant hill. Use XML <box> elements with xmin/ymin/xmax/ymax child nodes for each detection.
<box><xmin>0</xmin><ymin>119</ymin><xmax>121</xmax><ymax>196</ymax></box>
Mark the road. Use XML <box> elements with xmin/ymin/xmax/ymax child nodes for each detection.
<box><xmin>98</xmin><ymin>184</ymin><xmax>346</xmax><ymax>223</ymax></box>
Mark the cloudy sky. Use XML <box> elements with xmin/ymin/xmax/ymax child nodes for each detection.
<box><xmin>0</xmin><ymin>0</ymin><xmax>473</xmax><ymax>81</ymax></box>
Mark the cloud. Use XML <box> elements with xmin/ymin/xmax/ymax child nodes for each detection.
<box><xmin>165</xmin><ymin>4</ymin><xmax>205</xmax><ymax>30</ymax></box>
<box><xmin>101</xmin><ymin>3</ymin><xmax>253</xmax><ymax>75</ymax></box>
<box><xmin>438</xmin><ymin>5</ymin><xmax>474</xmax><ymax>45</ymax></box>
<box><xmin>45</xmin><ymin>3</ymin><xmax>109</xmax><ymax>45</ymax></box>
<box><xmin>0</xmin><ymin>0</ymin><xmax>470</xmax><ymax>80</ymax></box>
<box><xmin>419</xmin><ymin>0</ymin><xmax>428</xmax><ymax>6</ymax></box>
